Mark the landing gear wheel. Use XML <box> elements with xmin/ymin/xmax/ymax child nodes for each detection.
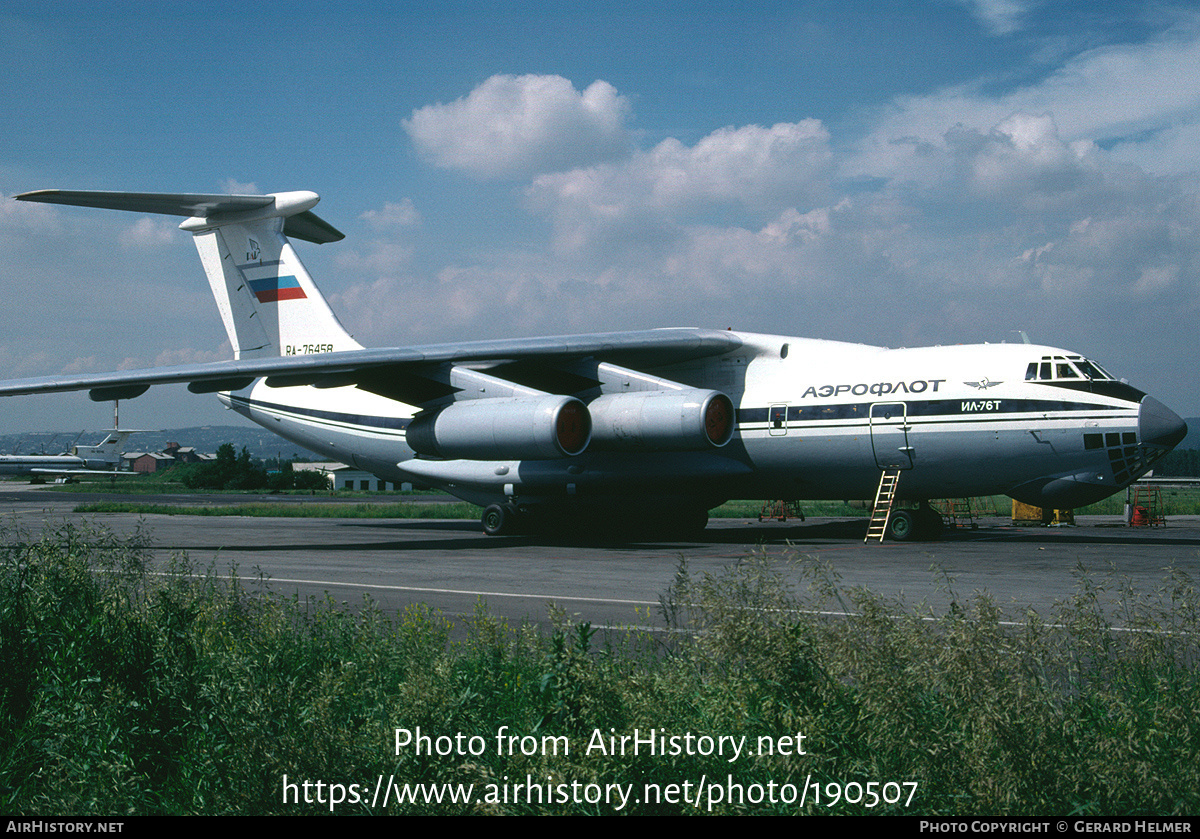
<box><xmin>481</xmin><ymin>504</ymin><xmax>513</xmax><ymax>536</ymax></box>
<box><xmin>887</xmin><ymin>509</ymin><xmax>918</xmax><ymax>542</ymax></box>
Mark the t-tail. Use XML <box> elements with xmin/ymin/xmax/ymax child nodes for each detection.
<box><xmin>15</xmin><ymin>189</ymin><xmax>360</xmax><ymax>359</ymax></box>
<box><xmin>70</xmin><ymin>429</ymin><xmax>133</xmax><ymax>469</ymax></box>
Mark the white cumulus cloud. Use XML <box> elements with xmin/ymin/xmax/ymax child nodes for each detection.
<box><xmin>527</xmin><ymin>119</ymin><xmax>833</xmax><ymax>256</ymax></box>
<box><xmin>403</xmin><ymin>74</ymin><xmax>633</xmax><ymax>179</ymax></box>
<box><xmin>221</xmin><ymin>178</ymin><xmax>260</xmax><ymax>195</ymax></box>
<box><xmin>533</xmin><ymin>120</ymin><xmax>830</xmax><ymax>211</ymax></box>
<box><xmin>955</xmin><ymin>0</ymin><xmax>1034</xmax><ymax>35</ymax></box>
<box><xmin>361</xmin><ymin>199</ymin><xmax>420</xmax><ymax>230</ymax></box>
<box><xmin>853</xmin><ymin>19</ymin><xmax>1200</xmax><ymax>178</ymax></box>
<box><xmin>119</xmin><ymin>216</ymin><xmax>178</xmax><ymax>249</ymax></box>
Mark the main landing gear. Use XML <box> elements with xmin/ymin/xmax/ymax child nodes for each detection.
<box><xmin>481</xmin><ymin>503</ymin><xmax>518</xmax><ymax>536</ymax></box>
<box><xmin>885</xmin><ymin>503</ymin><xmax>944</xmax><ymax>542</ymax></box>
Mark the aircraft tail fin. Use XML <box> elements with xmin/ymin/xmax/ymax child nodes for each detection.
<box><xmin>15</xmin><ymin>189</ymin><xmax>362</xmax><ymax>360</ymax></box>
<box><xmin>71</xmin><ymin>429</ymin><xmax>133</xmax><ymax>468</ymax></box>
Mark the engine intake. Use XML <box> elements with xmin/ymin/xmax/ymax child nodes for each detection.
<box><xmin>587</xmin><ymin>389</ymin><xmax>735</xmax><ymax>451</ymax></box>
<box><xmin>406</xmin><ymin>395</ymin><xmax>591</xmax><ymax>460</ymax></box>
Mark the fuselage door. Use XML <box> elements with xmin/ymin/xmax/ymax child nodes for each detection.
<box><xmin>870</xmin><ymin>401</ymin><xmax>913</xmax><ymax>470</ymax></box>
<box><xmin>769</xmin><ymin>403</ymin><xmax>788</xmax><ymax>436</ymax></box>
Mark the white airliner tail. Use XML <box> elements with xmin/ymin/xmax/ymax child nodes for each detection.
<box><xmin>16</xmin><ymin>189</ymin><xmax>361</xmax><ymax>360</ymax></box>
<box><xmin>70</xmin><ymin>429</ymin><xmax>133</xmax><ymax>468</ymax></box>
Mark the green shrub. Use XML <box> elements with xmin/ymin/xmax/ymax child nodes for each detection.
<box><xmin>1</xmin><ymin>523</ymin><xmax>1196</xmax><ymax>814</ymax></box>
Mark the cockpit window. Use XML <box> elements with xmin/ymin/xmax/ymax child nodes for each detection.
<box><xmin>1028</xmin><ymin>355</ymin><xmax>1114</xmax><ymax>382</ymax></box>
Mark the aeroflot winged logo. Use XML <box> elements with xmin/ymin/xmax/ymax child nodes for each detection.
<box><xmin>248</xmin><ymin>276</ymin><xmax>307</xmax><ymax>303</ymax></box>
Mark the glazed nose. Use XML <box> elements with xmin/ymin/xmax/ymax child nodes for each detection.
<box><xmin>1139</xmin><ymin>396</ymin><xmax>1187</xmax><ymax>449</ymax></box>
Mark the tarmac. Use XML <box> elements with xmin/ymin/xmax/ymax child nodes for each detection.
<box><xmin>3</xmin><ymin>483</ymin><xmax>1198</xmax><ymax>632</ymax></box>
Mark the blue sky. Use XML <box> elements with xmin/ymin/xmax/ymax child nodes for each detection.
<box><xmin>1</xmin><ymin>0</ymin><xmax>1198</xmax><ymax>432</ymax></box>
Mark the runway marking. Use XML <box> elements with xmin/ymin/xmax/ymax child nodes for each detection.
<box><xmin>147</xmin><ymin>570</ymin><xmax>659</xmax><ymax>608</ymax></box>
<box><xmin>135</xmin><ymin>573</ymin><xmax>1191</xmax><ymax>636</ymax></box>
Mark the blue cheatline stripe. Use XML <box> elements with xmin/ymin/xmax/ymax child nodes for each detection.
<box><xmin>232</xmin><ymin>392</ymin><xmax>1126</xmax><ymax>438</ymax></box>
<box><xmin>737</xmin><ymin>397</ymin><xmax>1132</xmax><ymax>425</ymax></box>
<box><xmin>234</xmin><ymin>393</ymin><xmax>1122</xmax><ymax>434</ymax></box>
<box><xmin>228</xmin><ymin>393</ymin><xmax>411</xmax><ymax>431</ymax></box>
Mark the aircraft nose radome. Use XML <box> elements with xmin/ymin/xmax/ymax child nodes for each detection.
<box><xmin>1139</xmin><ymin>396</ymin><xmax>1188</xmax><ymax>449</ymax></box>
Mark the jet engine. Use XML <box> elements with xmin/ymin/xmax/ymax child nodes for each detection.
<box><xmin>405</xmin><ymin>395</ymin><xmax>591</xmax><ymax>460</ymax></box>
<box><xmin>587</xmin><ymin>389</ymin><xmax>735</xmax><ymax>451</ymax></box>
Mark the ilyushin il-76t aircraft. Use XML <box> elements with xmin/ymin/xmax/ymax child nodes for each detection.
<box><xmin>2</xmin><ymin>188</ymin><xmax>1188</xmax><ymax>540</ymax></box>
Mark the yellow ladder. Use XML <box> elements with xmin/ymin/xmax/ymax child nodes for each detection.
<box><xmin>865</xmin><ymin>468</ymin><xmax>902</xmax><ymax>543</ymax></box>
<box><xmin>933</xmin><ymin>497</ymin><xmax>977</xmax><ymax>529</ymax></box>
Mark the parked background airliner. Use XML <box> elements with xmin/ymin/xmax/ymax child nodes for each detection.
<box><xmin>0</xmin><ymin>430</ymin><xmax>133</xmax><ymax>479</ymax></box>
<box><xmin>1</xmin><ymin>189</ymin><xmax>1186</xmax><ymax>539</ymax></box>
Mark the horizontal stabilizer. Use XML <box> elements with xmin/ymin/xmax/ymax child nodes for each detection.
<box><xmin>15</xmin><ymin>189</ymin><xmax>344</xmax><ymax>244</ymax></box>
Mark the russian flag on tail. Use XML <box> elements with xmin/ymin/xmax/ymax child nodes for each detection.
<box><xmin>248</xmin><ymin>276</ymin><xmax>307</xmax><ymax>303</ymax></box>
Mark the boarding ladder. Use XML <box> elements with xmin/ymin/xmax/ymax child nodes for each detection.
<box><xmin>865</xmin><ymin>468</ymin><xmax>902</xmax><ymax>543</ymax></box>
<box><xmin>1130</xmin><ymin>485</ymin><xmax>1165</xmax><ymax>527</ymax></box>
<box><xmin>932</xmin><ymin>497</ymin><xmax>978</xmax><ymax>529</ymax></box>
<box><xmin>758</xmin><ymin>500</ymin><xmax>805</xmax><ymax>522</ymax></box>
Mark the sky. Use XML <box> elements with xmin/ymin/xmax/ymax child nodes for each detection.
<box><xmin>1</xmin><ymin>0</ymin><xmax>1198</xmax><ymax>433</ymax></box>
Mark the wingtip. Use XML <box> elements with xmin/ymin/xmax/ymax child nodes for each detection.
<box><xmin>13</xmin><ymin>189</ymin><xmax>55</xmax><ymax>202</ymax></box>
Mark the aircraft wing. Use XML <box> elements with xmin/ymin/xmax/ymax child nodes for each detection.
<box><xmin>0</xmin><ymin>328</ymin><xmax>743</xmax><ymax>406</ymax></box>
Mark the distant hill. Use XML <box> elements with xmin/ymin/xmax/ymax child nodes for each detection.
<box><xmin>0</xmin><ymin>426</ymin><xmax>322</xmax><ymax>462</ymax></box>
<box><xmin>1180</xmin><ymin>418</ymin><xmax>1200</xmax><ymax>452</ymax></box>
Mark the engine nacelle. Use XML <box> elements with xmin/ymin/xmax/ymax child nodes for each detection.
<box><xmin>405</xmin><ymin>395</ymin><xmax>591</xmax><ymax>460</ymax></box>
<box><xmin>587</xmin><ymin>389</ymin><xmax>735</xmax><ymax>451</ymax></box>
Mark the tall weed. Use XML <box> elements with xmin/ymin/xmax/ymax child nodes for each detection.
<box><xmin>1</xmin><ymin>522</ymin><xmax>1196</xmax><ymax>814</ymax></box>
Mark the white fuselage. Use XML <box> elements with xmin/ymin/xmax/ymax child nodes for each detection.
<box><xmin>218</xmin><ymin>332</ymin><xmax>1168</xmax><ymax>512</ymax></box>
<box><xmin>0</xmin><ymin>454</ymin><xmax>89</xmax><ymax>476</ymax></box>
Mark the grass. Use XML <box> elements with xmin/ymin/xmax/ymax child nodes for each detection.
<box><xmin>711</xmin><ymin>499</ymin><xmax>872</xmax><ymax>518</ymax></box>
<box><xmin>72</xmin><ymin>501</ymin><xmax>479</xmax><ymax>519</ymax></box>
<box><xmin>1076</xmin><ymin>486</ymin><xmax>1200</xmax><ymax>516</ymax></box>
<box><xmin>73</xmin><ymin>498</ymin><xmax>866</xmax><ymax>520</ymax></box>
<box><xmin>1</xmin><ymin>520</ymin><xmax>1197</xmax><ymax>815</ymax></box>
<box><xmin>33</xmin><ymin>476</ymin><xmax>440</xmax><ymax>498</ymax></box>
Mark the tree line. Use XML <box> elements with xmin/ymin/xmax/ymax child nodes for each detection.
<box><xmin>176</xmin><ymin>443</ymin><xmax>330</xmax><ymax>491</ymax></box>
<box><xmin>1153</xmin><ymin>447</ymin><xmax>1200</xmax><ymax>477</ymax></box>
